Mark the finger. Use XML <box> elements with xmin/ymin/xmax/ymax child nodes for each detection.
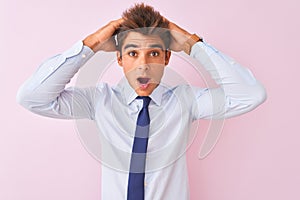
<box><xmin>162</xmin><ymin>16</ymin><xmax>170</xmax><ymax>25</ymax></box>
<box><xmin>110</xmin><ymin>18</ymin><xmax>125</xmax><ymax>29</ymax></box>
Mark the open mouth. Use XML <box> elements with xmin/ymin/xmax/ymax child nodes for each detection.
<box><xmin>137</xmin><ymin>77</ymin><xmax>151</xmax><ymax>89</ymax></box>
<box><xmin>137</xmin><ymin>77</ymin><xmax>150</xmax><ymax>84</ymax></box>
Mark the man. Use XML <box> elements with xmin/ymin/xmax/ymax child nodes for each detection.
<box><xmin>17</xmin><ymin>3</ymin><xmax>266</xmax><ymax>200</ymax></box>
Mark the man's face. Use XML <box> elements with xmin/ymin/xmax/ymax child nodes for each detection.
<box><xmin>117</xmin><ymin>32</ymin><xmax>171</xmax><ymax>96</ymax></box>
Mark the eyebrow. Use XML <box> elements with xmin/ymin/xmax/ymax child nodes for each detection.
<box><xmin>123</xmin><ymin>43</ymin><xmax>165</xmax><ymax>51</ymax></box>
<box><xmin>148</xmin><ymin>44</ymin><xmax>164</xmax><ymax>49</ymax></box>
<box><xmin>124</xmin><ymin>44</ymin><xmax>139</xmax><ymax>50</ymax></box>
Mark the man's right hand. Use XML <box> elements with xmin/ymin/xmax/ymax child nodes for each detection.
<box><xmin>83</xmin><ymin>18</ymin><xmax>124</xmax><ymax>52</ymax></box>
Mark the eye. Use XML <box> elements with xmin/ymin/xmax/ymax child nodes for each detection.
<box><xmin>128</xmin><ymin>51</ymin><xmax>137</xmax><ymax>57</ymax></box>
<box><xmin>150</xmin><ymin>51</ymin><xmax>159</xmax><ymax>57</ymax></box>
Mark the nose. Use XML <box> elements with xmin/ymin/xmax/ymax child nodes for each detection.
<box><xmin>137</xmin><ymin>53</ymin><xmax>149</xmax><ymax>71</ymax></box>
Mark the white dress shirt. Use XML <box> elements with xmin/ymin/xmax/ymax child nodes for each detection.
<box><xmin>17</xmin><ymin>40</ymin><xmax>266</xmax><ymax>200</ymax></box>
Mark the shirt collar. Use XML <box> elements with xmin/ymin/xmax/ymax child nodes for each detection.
<box><xmin>149</xmin><ymin>83</ymin><xmax>167</xmax><ymax>106</ymax></box>
<box><xmin>117</xmin><ymin>78</ymin><xmax>167</xmax><ymax>106</ymax></box>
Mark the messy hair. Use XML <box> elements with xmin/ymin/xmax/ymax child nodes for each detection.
<box><xmin>115</xmin><ymin>3</ymin><xmax>170</xmax><ymax>51</ymax></box>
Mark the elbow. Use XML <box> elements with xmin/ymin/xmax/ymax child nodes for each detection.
<box><xmin>223</xmin><ymin>83</ymin><xmax>267</xmax><ymax>118</ymax></box>
<box><xmin>255</xmin><ymin>84</ymin><xmax>267</xmax><ymax>105</ymax></box>
<box><xmin>16</xmin><ymin>85</ymin><xmax>36</xmax><ymax>110</ymax></box>
<box><xmin>249</xmin><ymin>83</ymin><xmax>267</xmax><ymax>108</ymax></box>
<box><xmin>16</xmin><ymin>86</ymin><xmax>30</xmax><ymax>109</ymax></box>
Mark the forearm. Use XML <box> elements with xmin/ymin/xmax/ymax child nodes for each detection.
<box><xmin>17</xmin><ymin>41</ymin><xmax>94</xmax><ymax>116</ymax></box>
<box><xmin>190</xmin><ymin>41</ymin><xmax>267</xmax><ymax>118</ymax></box>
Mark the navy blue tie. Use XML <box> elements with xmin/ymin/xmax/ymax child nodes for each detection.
<box><xmin>127</xmin><ymin>96</ymin><xmax>151</xmax><ymax>200</ymax></box>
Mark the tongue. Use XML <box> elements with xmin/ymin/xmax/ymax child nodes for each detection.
<box><xmin>140</xmin><ymin>83</ymin><xmax>149</xmax><ymax>89</ymax></box>
<box><xmin>138</xmin><ymin>78</ymin><xmax>150</xmax><ymax>89</ymax></box>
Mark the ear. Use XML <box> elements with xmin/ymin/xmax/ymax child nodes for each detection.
<box><xmin>164</xmin><ymin>50</ymin><xmax>171</xmax><ymax>66</ymax></box>
<box><xmin>116</xmin><ymin>51</ymin><xmax>123</xmax><ymax>66</ymax></box>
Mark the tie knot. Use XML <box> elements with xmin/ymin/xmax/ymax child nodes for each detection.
<box><xmin>137</xmin><ymin>96</ymin><xmax>151</xmax><ymax>108</ymax></box>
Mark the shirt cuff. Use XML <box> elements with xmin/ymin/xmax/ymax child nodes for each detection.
<box><xmin>190</xmin><ymin>41</ymin><xmax>218</xmax><ymax>58</ymax></box>
<box><xmin>62</xmin><ymin>40</ymin><xmax>95</xmax><ymax>59</ymax></box>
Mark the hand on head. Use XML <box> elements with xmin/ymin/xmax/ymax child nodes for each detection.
<box><xmin>163</xmin><ymin>18</ymin><xmax>193</xmax><ymax>52</ymax></box>
<box><xmin>83</xmin><ymin>2</ymin><xmax>199</xmax><ymax>55</ymax></box>
<box><xmin>83</xmin><ymin>18</ymin><xmax>124</xmax><ymax>52</ymax></box>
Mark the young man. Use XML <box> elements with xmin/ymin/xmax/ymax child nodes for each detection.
<box><xmin>17</xmin><ymin>3</ymin><xmax>266</xmax><ymax>200</ymax></box>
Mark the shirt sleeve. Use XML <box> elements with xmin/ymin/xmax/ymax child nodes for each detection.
<box><xmin>16</xmin><ymin>41</ymin><xmax>98</xmax><ymax>120</ymax></box>
<box><xmin>190</xmin><ymin>41</ymin><xmax>267</xmax><ymax>119</ymax></box>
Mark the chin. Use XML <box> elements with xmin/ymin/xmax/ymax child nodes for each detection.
<box><xmin>135</xmin><ymin>90</ymin><xmax>152</xmax><ymax>97</ymax></box>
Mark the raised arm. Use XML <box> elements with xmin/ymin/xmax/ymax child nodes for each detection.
<box><xmin>166</xmin><ymin>19</ymin><xmax>267</xmax><ymax>119</ymax></box>
<box><xmin>16</xmin><ymin>19</ymin><xmax>123</xmax><ymax>119</ymax></box>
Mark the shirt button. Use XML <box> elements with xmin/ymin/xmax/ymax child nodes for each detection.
<box><xmin>82</xmin><ymin>54</ymin><xmax>86</xmax><ymax>58</ymax></box>
<box><xmin>144</xmin><ymin>181</ymin><xmax>147</xmax><ymax>187</ymax></box>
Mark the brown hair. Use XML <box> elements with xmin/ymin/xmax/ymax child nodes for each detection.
<box><xmin>115</xmin><ymin>3</ymin><xmax>170</xmax><ymax>51</ymax></box>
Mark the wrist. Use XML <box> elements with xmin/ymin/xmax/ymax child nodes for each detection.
<box><xmin>83</xmin><ymin>35</ymin><xmax>101</xmax><ymax>52</ymax></box>
<box><xmin>183</xmin><ymin>34</ymin><xmax>203</xmax><ymax>55</ymax></box>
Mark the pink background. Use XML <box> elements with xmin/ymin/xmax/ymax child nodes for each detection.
<box><xmin>2</xmin><ymin>0</ymin><xmax>300</xmax><ymax>199</ymax></box>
